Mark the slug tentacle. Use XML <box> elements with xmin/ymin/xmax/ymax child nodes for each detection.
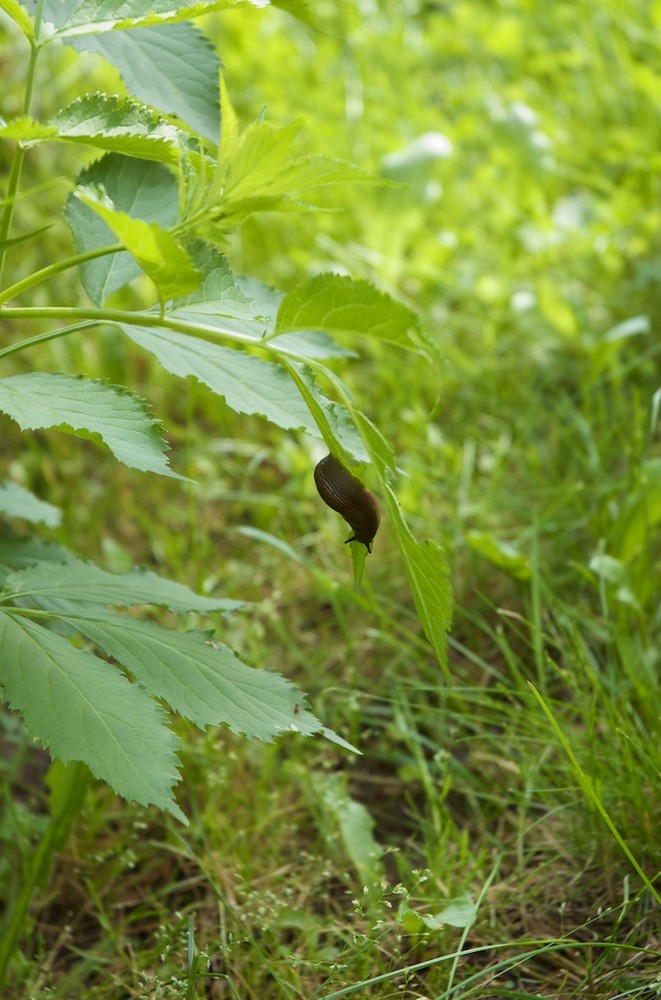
<box><xmin>314</xmin><ymin>454</ymin><xmax>381</xmax><ymax>552</ymax></box>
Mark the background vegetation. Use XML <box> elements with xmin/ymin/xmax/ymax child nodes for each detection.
<box><xmin>1</xmin><ymin>0</ymin><xmax>660</xmax><ymax>996</ymax></box>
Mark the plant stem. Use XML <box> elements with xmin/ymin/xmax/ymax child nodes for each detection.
<box><xmin>0</xmin><ymin>306</ymin><xmax>267</xmax><ymax>346</ymax></box>
<box><xmin>0</xmin><ymin>244</ymin><xmax>124</xmax><ymax>306</ymax></box>
<box><xmin>0</xmin><ymin>0</ymin><xmax>45</xmax><ymax>286</ymax></box>
<box><xmin>0</xmin><ymin>321</ymin><xmax>98</xmax><ymax>360</ymax></box>
<box><xmin>0</xmin><ymin>760</ymin><xmax>90</xmax><ymax>989</ymax></box>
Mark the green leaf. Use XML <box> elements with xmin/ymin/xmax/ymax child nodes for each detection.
<box><xmin>175</xmin><ymin>243</ymin><xmax>253</xmax><ymax>309</ymax></box>
<box><xmin>0</xmin><ymin>541</ymin><xmax>76</xmax><ymax>584</ymax></box>
<box><xmin>375</xmin><ymin>465</ymin><xmax>453</xmax><ymax>673</ymax></box>
<box><xmin>218</xmin><ymin>72</ymin><xmax>238</xmax><ymax>166</ymax></box>
<box><xmin>271</xmin><ymin>1</ymin><xmax>314</xmax><ymax>27</ymax></box>
<box><xmin>0</xmin><ymin>481</ymin><xmax>61</xmax><ymax>527</ymax></box>
<box><xmin>62</xmin><ymin>611</ymin><xmax>328</xmax><ymax>740</ymax></box>
<box><xmin>466</xmin><ymin>530</ymin><xmax>532</xmax><ymax>581</ymax></box>
<box><xmin>269</xmin><ymin>330</ymin><xmax>356</xmax><ymax>361</ymax></box>
<box><xmin>208</xmin><ymin>118</ymin><xmax>374</xmax><ymax>230</ymax></box>
<box><xmin>349</xmin><ymin>540</ymin><xmax>368</xmax><ymax>590</ymax></box>
<box><xmin>0</xmin><ymin>0</ymin><xmax>34</xmax><ymax>38</ymax></box>
<box><xmin>0</xmin><ymin>373</ymin><xmax>189</xmax><ymax>479</ymax></box>
<box><xmin>170</xmin><ymin>244</ymin><xmax>353</xmax><ymax>360</ymax></box>
<box><xmin>0</xmin><ymin>116</ymin><xmax>56</xmax><ymax>140</ymax></box>
<box><xmin>284</xmin><ymin>363</ymin><xmax>369</xmax><ymax>463</ymax></box>
<box><xmin>120</xmin><ymin>324</ymin><xmax>322</xmax><ymax>435</ymax></box>
<box><xmin>68</xmin><ymin>22</ymin><xmax>221</xmax><ymax>142</ymax></box>
<box><xmin>380</xmin><ymin>481</ymin><xmax>453</xmax><ymax>675</ymax></box>
<box><xmin>65</xmin><ymin>153</ymin><xmax>179</xmax><ymax>304</ymax></box>
<box><xmin>276</xmin><ymin>273</ymin><xmax>421</xmax><ymax>351</ymax></box>
<box><xmin>0</xmin><ymin>610</ymin><xmax>185</xmax><ymax>821</ymax></box>
<box><xmin>74</xmin><ymin>184</ymin><xmax>199</xmax><ymax>300</ymax></box>
<box><xmin>414</xmin><ymin>893</ymin><xmax>477</xmax><ymax>931</ymax></box>
<box><xmin>334</xmin><ymin>393</ymin><xmax>453</xmax><ymax>673</ymax></box>
<box><xmin>49</xmin><ymin>93</ymin><xmax>183</xmax><ymax>162</ymax></box>
<box><xmin>223</xmin><ymin>120</ymin><xmax>371</xmax><ymax>200</ymax></box>
<box><xmin>170</xmin><ymin>242</ymin><xmax>272</xmax><ymax>339</ymax></box>
<box><xmin>39</xmin><ymin>0</ymin><xmax>268</xmax><ymax>36</ymax></box>
<box><xmin>316</xmin><ymin>772</ymin><xmax>384</xmax><ymax>887</ymax></box>
<box><xmin>1</xmin><ymin>559</ymin><xmax>358</xmax><ymax>753</ymax></box>
<box><xmin>3</xmin><ymin>559</ymin><xmax>243</xmax><ymax>614</ymax></box>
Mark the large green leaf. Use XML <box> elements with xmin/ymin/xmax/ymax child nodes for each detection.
<box><xmin>49</xmin><ymin>93</ymin><xmax>183</xmax><ymax>163</ymax></box>
<box><xmin>172</xmin><ymin>244</ymin><xmax>355</xmax><ymax>359</ymax></box>
<box><xmin>0</xmin><ymin>373</ymin><xmax>189</xmax><ymax>479</ymax></box>
<box><xmin>65</xmin><ymin>154</ymin><xmax>179</xmax><ymax>304</ymax></box>
<box><xmin>68</xmin><ymin>21</ymin><xmax>221</xmax><ymax>142</ymax></box>
<box><xmin>2</xmin><ymin>557</ymin><xmax>358</xmax><ymax>754</ymax></box>
<box><xmin>3</xmin><ymin>559</ymin><xmax>243</xmax><ymax>614</ymax></box>
<box><xmin>276</xmin><ymin>273</ymin><xmax>422</xmax><ymax>351</ymax></box>
<box><xmin>120</xmin><ymin>324</ymin><xmax>321</xmax><ymax>435</ymax></box>
<box><xmin>74</xmin><ymin>185</ymin><xmax>199</xmax><ymax>300</ymax></box>
<box><xmin>62</xmin><ymin>611</ymin><xmax>327</xmax><ymax>739</ymax></box>
<box><xmin>0</xmin><ymin>610</ymin><xmax>185</xmax><ymax>820</ymax></box>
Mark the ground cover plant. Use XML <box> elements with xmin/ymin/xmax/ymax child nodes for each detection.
<box><xmin>1</xmin><ymin>0</ymin><xmax>660</xmax><ymax>997</ymax></box>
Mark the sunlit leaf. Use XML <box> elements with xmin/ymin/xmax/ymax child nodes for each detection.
<box><xmin>0</xmin><ymin>0</ymin><xmax>34</xmax><ymax>38</ymax></box>
<box><xmin>67</xmin><ymin>22</ymin><xmax>221</xmax><ymax>142</ymax></box>
<box><xmin>276</xmin><ymin>273</ymin><xmax>421</xmax><ymax>351</ymax></box>
<box><xmin>49</xmin><ymin>93</ymin><xmax>182</xmax><ymax>162</ymax></box>
<box><xmin>74</xmin><ymin>184</ymin><xmax>199</xmax><ymax>300</ymax></box>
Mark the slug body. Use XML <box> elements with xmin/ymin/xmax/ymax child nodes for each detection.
<box><xmin>314</xmin><ymin>454</ymin><xmax>381</xmax><ymax>552</ymax></box>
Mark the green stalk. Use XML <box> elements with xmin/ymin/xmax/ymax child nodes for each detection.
<box><xmin>529</xmin><ymin>682</ymin><xmax>661</xmax><ymax>905</ymax></box>
<box><xmin>0</xmin><ymin>761</ymin><xmax>90</xmax><ymax>989</ymax></box>
<box><xmin>0</xmin><ymin>321</ymin><xmax>98</xmax><ymax>361</ymax></box>
<box><xmin>0</xmin><ymin>0</ymin><xmax>45</xmax><ymax>285</ymax></box>
<box><xmin>0</xmin><ymin>306</ymin><xmax>267</xmax><ymax>346</ymax></box>
<box><xmin>0</xmin><ymin>244</ymin><xmax>123</xmax><ymax>307</ymax></box>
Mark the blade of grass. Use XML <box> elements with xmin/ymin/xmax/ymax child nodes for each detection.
<box><xmin>528</xmin><ymin>682</ymin><xmax>661</xmax><ymax>906</ymax></box>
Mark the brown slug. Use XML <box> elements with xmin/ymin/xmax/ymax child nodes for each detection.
<box><xmin>314</xmin><ymin>454</ymin><xmax>381</xmax><ymax>552</ymax></box>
